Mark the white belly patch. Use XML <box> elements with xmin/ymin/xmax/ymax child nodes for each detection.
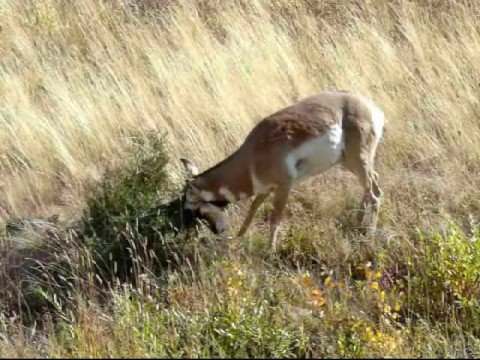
<box><xmin>285</xmin><ymin>124</ymin><xmax>344</xmax><ymax>181</ymax></box>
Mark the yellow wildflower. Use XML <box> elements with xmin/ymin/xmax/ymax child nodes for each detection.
<box><xmin>310</xmin><ymin>289</ymin><xmax>326</xmax><ymax>307</ymax></box>
<box><xmin>363</xmin><ymin>326</ymin><xmax>375</xmax><ymax>341</ymax></box>
<box><xmin>365</xmin><ymin>268</ymin><xmax>373</xmax><ymax>280</ymax></box>
<box><xmin>324</xmin><ymin>276</ymin><xmax>334</xmax><ymax>288</ymax></box>
<box><xmin>301</xmin><ymin>274</ymin><xmax>313</xmax><ymax>287</ymax></box>
<box><xmin>313</xmin><ymin>296</ymin><xmax>326</xmax><ymax>308</ymax></box>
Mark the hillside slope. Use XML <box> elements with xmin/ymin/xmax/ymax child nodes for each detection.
<box><xmin>1</xmin><ymin>0</ymin><xmax>480</xmax><ymax>357</ymax></box>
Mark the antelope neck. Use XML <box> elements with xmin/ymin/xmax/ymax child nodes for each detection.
<box><xmin>193</xmin><ymin>155</ymin><xmax>254</xmax><ymax>203</ymax></box>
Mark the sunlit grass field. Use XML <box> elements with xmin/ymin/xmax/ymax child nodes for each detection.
<box><xmin>1</xmin><ymin>0</ymin><xmax>480</xmax><ymax>357</ymax></box>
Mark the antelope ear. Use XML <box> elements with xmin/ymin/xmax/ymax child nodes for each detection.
<box><xmin>180</xmin><ymin>158</ymin><xmax>199</xmax><ymax>179</ymax></box>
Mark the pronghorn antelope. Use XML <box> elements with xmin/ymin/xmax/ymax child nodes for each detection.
<box><xmin>180</xmin><ymin>90</ymin><xmax>384</xmax><ymax>250</ymax></box>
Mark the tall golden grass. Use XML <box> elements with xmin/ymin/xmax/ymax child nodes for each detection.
<box><xmin>1</xmin><ymin>0</ymin><xmax>480</xmax><ymax>357</ymax></box>
<box><xmin>1</xmin><ymin>0</ymin><xmax>479</xmax><ymax>220</ymax></box>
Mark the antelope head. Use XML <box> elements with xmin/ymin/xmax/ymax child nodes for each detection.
<box><xmin>180</xmin><ymin>158</ymin><xmax>229</xmax><ymax>236</ymax></box>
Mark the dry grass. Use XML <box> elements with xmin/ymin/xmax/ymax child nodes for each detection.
<box><xmin>1</xmin><ymin>0</ymin><xmax>480</xmax><ymax>357</ymax></box>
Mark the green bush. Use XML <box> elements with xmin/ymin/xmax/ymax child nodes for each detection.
<box><xmin>83</xmin><ymin>131</ymin><xmax>188</xmax><ymax>283</ymax></box>
<box><xmin>406</xmin><ymin>223</ymin><xmax>480</xmax><ymax>331</ymax></box>
<box><xmin>0</xmin><ymin>132</ymin><xmax>200</xmax><ymax>328</ymax></box>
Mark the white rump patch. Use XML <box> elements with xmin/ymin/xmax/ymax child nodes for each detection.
<box><xmin>285</xmin><ymin>124</ymin><xmax>344</xmax><ymax>181</ymax></box>
<box><xmin>371</xmin><ymin>106</ymin><xmax>385</xmax><ymax>140</ymax></box>
<box><xmin>219</xmin><ymin>187</ymin><xmax>237</xmax><ymax>203</ymax></box>
<box><xmin>361</xmin><ymin>97</ymin><xmax>385</xmax><ymax>139</ymax></box>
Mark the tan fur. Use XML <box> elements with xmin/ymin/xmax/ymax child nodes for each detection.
<box><xmin>184</xmin><ymin>90</ymin><xmax>385</xmax><ymax>248</ymax></box>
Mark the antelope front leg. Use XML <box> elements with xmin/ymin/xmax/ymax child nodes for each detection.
<box><xmin>269</xmin><ymin>184</ymin><xmax>291</xmax><ymax>252</ymax></box>
<box><xmin>237</xmin><ymin>193</ymin><xmax>270</xmax><ymax>237</ymax></box>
